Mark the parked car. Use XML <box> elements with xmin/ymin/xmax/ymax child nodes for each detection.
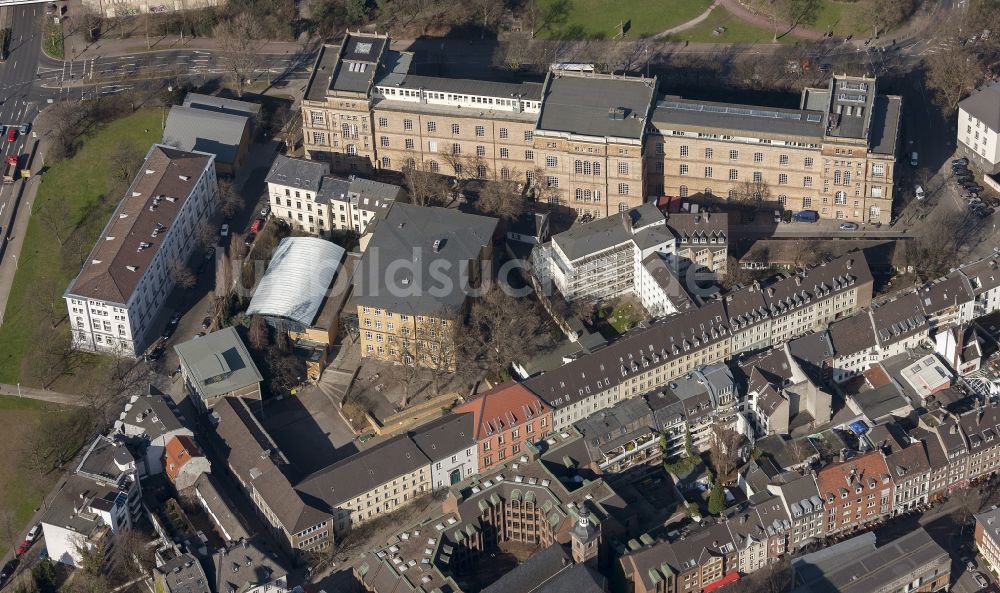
<box><xmin>18</xmin><ymin>123</ymin><xmax>29</xmax><ymax>135</ymax></box>
<box><xmin>161</xmin><ymin>324</ymin><xmax>175</xmax><ymax>341</ymax></box>
<box><xmin>839</xmin><ymin>222</ymin><xmax>859</xmax><ymax>231</ymax></box>
<box><xmin>260</xmin><ymin>205</ymin><xmax>270</xmax><ymax>217</ymax></box>
<box><xmin>169</xmin><ymin>311</ymin><xmax>182</xmax><ymax>326</ymax></box>
<box><xmin>915</xmin><ymin>185</ymin><xmax>925</xmax><ymax>200</ymax></box>
<box><xmin>145</xmin><ymin>344</ymin><xmax>165</xmax><ymax>362</ymax></box>
<box><xmin>953</xmin><ymin>157</ymin><xmax>969</xmax><ymax>166</ymax></box>
<box><xmin>793</xmin><ymin>210</ymin><xmax>819</xmax><ymax>222</ymax></box>
<box><xmin>201</xmin><ymin>317</ymin><xmax>211</xmax><ymax>330</ymax></box>
<box><xmin>968</xmin><ymin>560</ymin><xmax>978</xmax><ymax>571</ymax></box>
<box><xmin>974</xmin><ymin>572</ymin><xmax>988</xmax><ymax>589</ymax></box>
<box><xmin>0</xmin><ymin>558</ymin><xmax>18</xmax><ymax>588</ymax></box>
<box><xmin>250</xmin><ymin>218</ymin><xmax>265</xmax><ymax>234</ymax></box>
<box><xmin>990</xmin><ymin>198</ymin><xmax>1000</xmax><ymax>207</ymax></box>
<box><xmin>220</xmin><ymin>224</ymin><xmax>229</xmax><ymax>238</ymax></box>
<box><xmin>774</xmin><ymin>210</ymin><xmax>781</xmax><ymax>223</ymax></box>
<box><xmin>15</xmin><ymin>540</ymin><xmax>31</xmax><ymax>557</ymax></box>
<box><xmin>244</xmin><ymin>232</ymin><xmax>256</xmax><ymax>247</ymax></box>
<box><xmin>977</xmin><ymin>207</ymin><xmax>995</xmax><ymax>219</ymax></box>
<box><xmin>25</xmin><ymin>524</ymin><xmax>40</xmax><ymax>543</ymax></box>
<box><xmin>910</xmin><ymin>151</ymin><xmax>919</xmax><ymax>166</ymax></box>
<box><xmin>194</xmin><ymin>332</ymin><xmax>206</xmax><ymax>339</ymax></box>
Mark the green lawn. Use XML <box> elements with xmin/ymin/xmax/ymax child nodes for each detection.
<box><xmin>668</xmin><ymin>6</ymin><xmax>801</xmax><ymax>43</ymax></box>
<box><xmin>535</xmin><ymin>0</ymin><xmax>712</xmax><ymax>39</ymax></box>
<box><xmin>811</xmin><ymin>0</ymin><xmax>868</xmax><ymax>37</ymax></box>
<box><xmin>0</xmin><ymin>396</ymin><xmax>65</xmax><ymax>559</ymax></box>
<box><xmin>0</xmin><ymin>109</ymin><xmax>162</xmax><ymax>385</ymax></box>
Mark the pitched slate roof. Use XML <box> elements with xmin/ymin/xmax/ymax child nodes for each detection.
<box><xmin>870</xmin><ymin>292</ymin><xmax>928</xmax><ymax>346</ymax></box>
<box><xmin>959</xmin><ymin>81</ymin><xmax>1000</xmax><ymax>131</ymax></box>
<box><xmin>828</xmin><ymin>311</ymin><xmax>878</xmax><ymax>357</ymax></box>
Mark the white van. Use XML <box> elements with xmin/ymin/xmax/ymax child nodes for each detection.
<box><xmin>915</xmin><ymin>185</ymin><xmax>925</xmax><ymax>200</ymax></box>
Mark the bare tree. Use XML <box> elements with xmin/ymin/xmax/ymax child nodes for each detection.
<box><xmin>460</xmin><ymin>288</ymin><xmax>549</xmax><ymax>378</ymax></box>
<box><xmin>732</xmin><ymin>179</ymin><xmax>772</xmax><ymax>210</ymax></box>
<box><xmin>37</xmin><ymin>204</ymin><xmax>72</xmax><ymax>247</ymax></box>
<box><xmin>708</xmin><ymin>424</ymin><xmax>744</xmax><ymax>484</ymax></box>
<box><xmin>108</xmin><ymin>528</ymin><xmax>155</xmax><ymax>587</ymax></box>
<box><xmin>925</xmin><ymin>46</ymin><xmax>984</xmax><ymax>115</ymax></box>
<box><xmin>169</xmin><ymin>258</ymin><xmax>197</xmax><ymax>289</ymax></box>
<box><xmin>213</xmin><ymin>13</ymin><xmax>265</xmax><ymax>97</ymax></box>
<box><xmin>197</xmin><ymin>220</ymin><xmax>218</xmax><ymax>250</ymax></box>
<box><xmin>218</xmin><ymin>179</ymin><xmax>243</xmax><ymax>218</ymax></box>
<box><xmin>385</xmin><ymin>342</ymin><xmax>424</xmax><ymax>407</ymax></box>
<box><xmin>759</xmin><ymin>0</ymin><xmax>821</xmax><ymax>41</ymax></box>
<box><xmin>403</xmin><ymin>165</ymin><xmax>449</xmax><ymax>206</ymax></box>
<box><xmin>107</xmin><ymin>140</ymin><xmax>143</xmax><ymax>187</ymax></box>
<box><xmin>248</xmin><ymin>314</ymin><xmax>269</xmax><ymax>350</ymax></box>
<box><xmin>477</xmin><ymin>176</ymin><xmax>525</xmax><ymax>220</ymax></box>
<box><xmin>854</xmin><ymin>0</ymin><xmax>914</xmax><ymax>38</ymax></box>
<box><xmin>468</xmin><ymin>0</ymin><xmax>504</xmax><ymax>37</ymax></box>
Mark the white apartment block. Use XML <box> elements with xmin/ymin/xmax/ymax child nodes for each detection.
<box><xmin>65</xmin><ymin>145</ymin><xmax>217</xmax><ymax>357</ymax></box>
<box><xmin>265</xmin><ymin>155</ymin><xmax>403</xmax><ymax>235</ymax></box>
<box><xmin>958</xmin><ymin>81</ymin><xmax>1000</xmax><ymax>174</ymax></box>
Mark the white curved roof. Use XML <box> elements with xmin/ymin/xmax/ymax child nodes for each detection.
<box><xmin>247</xmin><ymin>237</ymin><xmax>345</xmax><ymax>328</ymax></box>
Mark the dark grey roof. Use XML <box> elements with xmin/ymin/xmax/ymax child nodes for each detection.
<box><xmin>850</xmin><ymin>383</ymin><xmax>912</xmax><ymax>422</ymax></box>
<box><xmin>119</xmin><ymin>387</ymin><xmax>185</xmax><ymax>440</ymax></box>
<box><xmin>77</xmin><ymin>435</ymin><xmax>134</xmax><ymax>483</ymax></box>
<box><xmin>788</xmin><ymin>331</ymin><xmax>835</xmax><ymax>366</ymax></box>
<box><xmin>409</xmin><ymin>413</ymin><xmax>476</xmax><ymax>462</ymax></box>
<box><xmin>174</xmin><ymin>327</ymin><xmax>263</xmax><ymax>400</ymax></box>
<box><xmin>826</xmin><ymin>76</ymin><xmax>876</xmax><ymax>140</ymax></box>
<box><xmin>653</xmin><ymin>96</ymin><xmax>824</xmax><ymax>140</ymax></box>
<box><xmin>183</xmin><ymin>93</ymin><xmax>261</xmax><ymax>119</ymax></box>
<box><xmin>536</xmin><ymin>74</ymin><xmax>656</xmax><ymax>140</ymax></box>
<box><xmin>265</xmin><ymin>155</ymin><xmax>330</xmax><ymax>192</ymax></box>
<box><xmin>959</xmin><ymin>81</ymin><xmax>1000</xmax><ymax>131</ymax></box>
<box><xmin>157</xmin><ymin>554</ymin><xmax>210</xmax><ymax>593</ymax></box>
<box><xmin>304</xmin><ymin>45</ymin><xmax>340</xmax><ymax>102</ymax></box>
<box><xmin>352</xmin><ymin>203</ymin><xmax>497</xmax><ymax>315</ymax></box>
<box><xmin>828</xmin><ymin>311</ymin><xmax>877</xmax><ymax>357</ymax></box>
<box><xmin>331</xmin><ymin>34</ymin><xmax>386</xmax><ymax>94</ymax></box>
<box><xmin>667</xmin><ymin>212</ymin><xmax>728</xmax><ymax>243</ymax></box>
<box><xmin>208</xmin><ymin>536</ymin><xmax>289</xmax><ymax>593</ymax></box>
<box><xmin>536</xmin><ymin>564</ymin><xmax>605</xmax><ymax>593</ymax></box>
<box><xmin>917</xmin><ymin>272</ymin><xmax>974</xmax><ymax>317</ymax></box>
<box><xmin>870</xmin><ymin>292</ymin><xmax>928</xmax><ymax>346</ymax></box>
<box><xmin>575</xmin><ymin>398</ymin><xmax>655</xmax><ymax>456</ymax></box>
<box><xmin>639</xmin><ymin>253</ymin><xmax>698</xmax><ymax>313</ymax></box>
<box><xmin>213</xmin><ymin>397</ymin><xmax>329</xmax><ymax>533</ymax></box>
<box><xmin>976</xmin><ymin>506</ymin><xmax>1000</xmax><ymax>550</ymax></box>
<box><xmin>868</xmin><ymin>95</ymin><xmax>901</xmax><ymax>155</ymax></box>
<box><xmin>960</xmin><ymin>256</ymin><xmax>1000</xmax><ymax>296</ymax></box>
<box><xmin>162</xmin><ymin>105</ymin><xmax>249</xmax><ymax>166</ymax></box>
<box><xmin>194</xmin><ymin>473</ymin><xmax>250</xmax><ymax>543</ymax></box>
<box><xmin>551</xmin><ymin>203</ymin><xmax>670</xmax><ymax>261</ymax></box>
<box><xmin>481</xmin><ymin>545</ymin><xmax>587</xmax><ymax>593</ymax></box>
<box><xmin>791</xmin><ymin>528</ymin><xmax>948</xmax><ymax>593</ymax></box>
<box><xmin>295</xmin><ymin>434</ymin><xmax>430</xmax><ymax>507</ymax></box>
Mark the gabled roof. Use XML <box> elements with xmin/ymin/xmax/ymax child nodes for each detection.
<box><xmin>66</xmin><ymin>145</ymin><xmax>214</xmax><ymax>304</ymax></box>
<box><xmin>454</xmin><ymin>382</ymin><xmax>550</xmax><ymax>441</ymax></box>
<box><xmin>917</xmin><ymin>272</ymin><xmax>974</xmax><ymax>316</ymax></box>
<box><xmin>164</xmin><ymin>434</ymin><xmax>204</xmax><ymax>482</ymax></box>
<box><xmin>828</xmin><ymin>311</ymin><xmax>878</xmax><ymax>357</ymax></box>
<box><xmin>960</xmin><ymin>81</ymin><xmax>1000</xmax><ymax>131</ymax></box>
<box><xmin>265</xmin><ymin>155</ymin><xmax>329</xmax><ymax>192</ymax></box>
<box><xmin>409</xmin><ymin>413</ymin><xmax>476</xmax><ymax>461</ymax></box>
<box><xmin>870</xmin><ymin>292</ymin><xmax>928</xmax><ymax>346</ymax></box>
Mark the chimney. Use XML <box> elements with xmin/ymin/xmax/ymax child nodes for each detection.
<box><xmin>622</xmin><ymin>210</ymin><xmax>634</xmax><ymax>234</ymax></box>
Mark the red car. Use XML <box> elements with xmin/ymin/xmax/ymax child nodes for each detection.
<box><xmin>250</xmin><ymin>218</ymin><xmax>265</xmax><ymax>234</ymax></box>
<box><xmin>6</xmin><ymin>128</ymin><xmax>16</xmax><ymax>142</ymax></box>
<box><xmin>15</xmin><ymin>540</ymin><xmax>30</xmax><ymax>557</ymax></box>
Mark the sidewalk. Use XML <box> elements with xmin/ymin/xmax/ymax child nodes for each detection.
<box><xmin>0</xmin><ymin>383</ymin><xmax>86</xmax><ymax>406</ymax></box>
<box><xmin>64</xmin><ymin>31</ymin><xmax>310</xmax><ymax>60</ymax></box>
<box><xmin>654</xmin><ymin>1</ymin><xmax>721</xmax><ymax>38</ymax></box>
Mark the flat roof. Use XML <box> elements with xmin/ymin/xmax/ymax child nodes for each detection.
<box><xmin>66</xmin><ymin>145</ymin><xmax>214</xmax><ymax>304</ymax></box>
<box><xmin>536</xmin><ymin>73</ymin><xmax>655</xmax><ymax>141</ymax></box>
<box><xmin>653</xmin><ymin>96</ymin><xmax>824</xmax><ymax>140</ymax></box>
<box><xmin>174</xmin><ymin>327</ymin><xmax>263</xmax><ymax>399</ymax></box>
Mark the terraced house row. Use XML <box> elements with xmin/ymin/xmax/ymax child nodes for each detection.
<box><xmin>302</xmin><ymin>32</ymin><xmax>901</xmax><ymax>223</ymax></box>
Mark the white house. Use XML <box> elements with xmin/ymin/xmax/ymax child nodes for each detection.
<box><xmin>958</xmin><ymin>81</ymin><xmax>1000</xmax><ymax>174</ymax></box>
<box><xmin>409</xmin><ymin>413</ymin><xmax>479</xmax><ymax>489</ymax></box>
<box><xmin>41</xmin><ymin>436</ymin><xmax>142</xmax><ymax>566</ymax></box>
<box><xmin>64</xmin><ymin>145</ymin><xmax>218</xmax><ymax>357</ymax></box>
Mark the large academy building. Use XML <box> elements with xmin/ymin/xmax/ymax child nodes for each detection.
<box><xmin>302</xmin><ymin>32</ymin><xmax>901</xmax><ymax>224</ymax></box>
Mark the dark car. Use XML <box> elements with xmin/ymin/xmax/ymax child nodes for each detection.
<box><xmin>953</xmin><ymin>157</ymin><xmax>969</xmax><ymax>166</ymax></box>
<box><xmin>169</xmin><ymin>311</ymin><xmax>182</xmax><ymax>325</ymax></box>
<box><xmin>977</xmin><ymin>207</ymin><xmax>995</xmax><ymax>218</ymax></box>
<box><xmin>1</xmin><ymin>558</ymin><xmax>19</xmax><ymax>587</ymax></box>
<box><xmin>244</xmin><ymin>232</ymin><xmax>256</xmax><ymax>246</ymax></box>
<box><xmin>161</xmin><ymin>324</ymin><xmax>175</xmax><ymax>340</ymax></box>
<box><xmin>201</xmin><ymin>317</ymin><xmax>211</xmax><ymax>330</ymax></box>
<box><xmin>144</xmin><ymin>344</ymin><xmax>165</xmax><ymax>362</ymax></box>
<box><xmin>990</xmin><ymin>198</ymin><xmax>1000</xmax><ymax>207</ymax></box>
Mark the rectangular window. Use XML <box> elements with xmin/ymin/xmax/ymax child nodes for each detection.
<box><xmin>804</xmin><ymin>176</ymin><xmax>813</xmax><ymax>187</ymax></box>
<box><xmin>546</xmin><ymin>156</ymin><xmax>558</xmax><ymax>168</ymax></box>
<box><xmin>475</xmin><ymin>125</ymin><xmax>485</xmax><ymax>137</ymax></box>
<box><xmin>778</xmin><ymin>173</ymin><xmax>788</xmax><ymax>184</ymax></box>
<box><xmin>476</xmin><ymin>145</ymin><xmax>486</xmax><ymax>157</ymax></box>
<box><xmin>729</xmin><ymin>169</ymin><xmax>738</xmax><ymax>181</ymax></box>
<box><xmin>378</xmin><ymin>117</ymin><xmax>388</xmax><ymax>127</ymax></box>
<box><xmin>680</xmin><ymin>145</ymin><xmax>689</xmax><ymax>157</ymax></box>
<box><xmin>803</xmin><ymin>197</ymin><xmax>812</xmax><ymax>208</ymax></box>
<box><xmin>427</xmin><ymin>121</ymin><xmax>437</xmax><ymax>132</ymax></box>
<box><xmin>404</xmin><ymin>138</ymin><xmax>414</xmax><ymax>150</ymax></box>
<box><xmin>753</xmin><ymin>171</ymin><xmax>763</xmax><ymax>183</ymax></box>
<box><xmin>526</xmin><ymin>150</ymin><xmax>534</xmax><ymax>161</ymax></box>
<box><xmin>380</xmin><ymin>136</ymin><xmax>389</xmax><ymax>147</ymax></box>
<box><xmin>310</xmin><ymin>111</ymin><xmax>325</xmax><ymax>125</ymax></box>
<box><xmin>403</xmin><ymin>119</ymin><xmax>413</xmax><ymax>130</ymax></box>
<box><xmin>618</xmin><ymin>162</ymin><xmax>629</xmax><ymax>175</ymax></box>
<box><xmin>618</xmin><ymin>183</ymin><xmax>629</xmax><ymax>195</ymax></box>
<box><xmin>705</xmin><ymin>166</ymin><xmax>713</xmax><ymax>178</ymax></box>
<box><xmin>311</xmin><ymin>131</ymin><xmax>325</xmax><ymax>145</ymax></box>
<box><xmin>754</xmin><ymin>152</ymin><xmax>764</xmax><ymax>163</ymax></box>
<box><xmin>872</xmin><ymin>163</ymin><xmax>885</xmax><ymax>176</ymax></box>
<box><xmin>546</xmin><ymin>176</ymin><xmax>559</xmax><ymax>188</ymax></box>
<box><xmin>524</xmin><ymin>131</ymin><xmax>534</xmax><ymax>141</ymax></box>
<box><xmin>779</xmin><ymin>154</ymin><xmax>789</xmax><ymax>165</ymax></box>
<box><xmin>500</xmin><ymin>147</ymin><xmax>509</xmax><ymax>159</ymax></box>
<box><xmin>679</xmin><ymin>164</ymin><xmax>689</xmax><ymax>176</ymax></box>
<box><xmin>729</xmin><ymin>150</ymin><xmax>739</xmax><ymax>160</ymax></box>
<box><xmin>804</xmin><ymin>157</ymin><xmax>814</xmax><ymax>167</ymax></box>
<box><xmin>499</xmin><ymin>127</ymin><xmax>509</xmax><ymax>139</ymax></box>
<box><xmin>705</xmin><ymin>147</ymin><xmax>713</xmax><ymax>159</ymax></box>
<box><xmin>452</xmin><ymin>143</ymin><xmax>461</xmax><ymax>155</ymax></box>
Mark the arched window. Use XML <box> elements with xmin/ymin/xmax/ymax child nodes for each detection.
<box><xmin>429</xmin><ymin>160</ymin><xmax>439</xmax><ymax>172</ymax></box>
<box><xmin>574</xmin><ymin>160</ymin><xmax>583</xmax><ymax>174</ymax></box>
<box><xmin>477</xmin><ymin>165</ymin><xmax>487</xmax><ymax>178</ymax></box>
<box><xmin>500</xmin><ymin>167</ymin><xmax>510</xmax><ymax>180</ymax></box>
<box><xmin>405</xmin><ymin>158</ymin><xmax>415</xmax><ymax>169</ymax></box>
<box><xmin>575</xmin><ymin>188</ymin><xmax>584</xmax><ymax>201</ymax></box>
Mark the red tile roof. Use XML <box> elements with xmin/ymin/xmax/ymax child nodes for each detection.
<box><xmin>453</xmin><ymin>382</ymin><xmax>550</xmax><ymax>441</ymax></box>
<box><xmin>164</xmin><ymin>435</ymin><xmax>203</xmax><ymax>482</ymax></box>
<box><xmin>816</xmin><ymin>450</ymin><xmax>891</xmax><ymax>501</ymax></box>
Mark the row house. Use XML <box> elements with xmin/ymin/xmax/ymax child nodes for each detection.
<box><xmin>524</xmin><ymin>253</ymin><xmax>873</xmax><ymax>430</ymax></box>
<box><xmin>737</xmin><ymin>344</ymin><xmax>833</xmax><ymax>438</ymax></box>
<box><xmin>621</xmin><ymin>521</ymin><xmax>739</xmax><ymax>593</ymax></box>
<box><xmin>867</xmin><ymin>424</ymin><xmax>931</xmax><ymax>514</ymax></box>
<box><xmin>976</xmin><ymin>506</ymin><xmax>1000</xmax><ymax>579</ymax></box>
<box><xmin>768</xmin><ymin>471</ymin><xmax>826</xmax><ymax>549</ymax></box>
<box><xmin>816</xmin><ymin>450</ymin><xmax>894</xmax><ymax>535</ymax></box>
<box><xmin>958</xmin><ymin>255</ymin><xmax>1000</xmax><ymax>317</ymax></box>
<box><xmin>574</xmin><ymin>398</ymin><xmax>661</xmax><ymax>473</ymax></box>
<box><xmin>453</xmin><ymin>382</ymin><xmax>552</xmax><ymax>472</ymax></box>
